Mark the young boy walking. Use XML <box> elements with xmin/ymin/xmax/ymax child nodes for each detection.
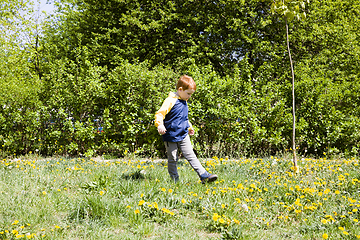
<box><xmin>155</xmin><ymin>75</ymin><xmax>218</xmax><ymax>183</ymax></box>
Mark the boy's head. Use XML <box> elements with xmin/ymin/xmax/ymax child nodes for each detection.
<box><xmin>176</xmin><ymin>75</ymin><xmax>196</xmax><ymax>101</ymax></box>
<box><xmin>177</xmin><ymin>75</ymin><xmax>196</xmax><ymax>91</ymax></box>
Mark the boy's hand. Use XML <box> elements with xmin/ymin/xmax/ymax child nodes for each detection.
<box><xmin>189</xmin><ymin>129</ymin><xmax>195</xmax><ymax>135</ymax></box>
<box><xmin>158</xmin><ymin>125</ymin><xmax>167</xmax><ymax>135</ymax></box>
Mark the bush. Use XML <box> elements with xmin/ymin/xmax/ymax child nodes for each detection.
<box><xmin>1</xmin><ymin>55</ymin><xmax>360</xmax><ymax>158</ymax></box>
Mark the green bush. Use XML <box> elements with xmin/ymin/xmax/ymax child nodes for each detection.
<box><xmin>1</xmin><ymin>56</ymin><xmax>360</xmax><ymax>158</ymax></box>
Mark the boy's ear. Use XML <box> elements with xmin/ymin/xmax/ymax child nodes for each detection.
<box><xmin>178</xmin><ymin>87</ymin><xmax>183</xmax><ymax>91</ymax></box>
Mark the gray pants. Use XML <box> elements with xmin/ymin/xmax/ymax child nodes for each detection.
<box><xmin>164</xmin><ymin>134</ymin><xmax>207</xmax><ymax>181</ymax></box>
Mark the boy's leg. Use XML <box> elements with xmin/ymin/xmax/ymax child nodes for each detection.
<box><xmin>179</xmin><ymin>135</ymin><xmax>207</xmax><ymax>177</ymax></box>
<box><xmin>179</xmin><ymin>135</ymin><xmax>218</xmax><ymax>183</ymax></box>
<box><xmin>164</xmin><ymin>141</ymin><xmax>179</xmax><ymax>182</ymax></box>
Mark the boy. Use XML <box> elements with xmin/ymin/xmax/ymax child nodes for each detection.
<box><xmin>155</xmin><ymin>75</ymin><xmax>218</xmax><ymax>183</ymax></box>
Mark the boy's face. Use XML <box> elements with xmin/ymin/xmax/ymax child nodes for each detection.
<box><xmin>178</xmin><ymin>87</ymin><xmax>195</xmax><ymax>101</ymax></box>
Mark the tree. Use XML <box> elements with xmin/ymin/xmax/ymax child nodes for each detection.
<box><xmin>0</xmin><ymin>0</ymin><xmax>45</xmax><ymax>154</ymax></box>
<box><xmin>270</xmin><ymin>0</ymin><xmax>309</xmax><ymax>171</ymax></box>
<box><xmin>43</xmin><ymin>0</ymin><xmax>288</xmax><ymax>76</ymax></box>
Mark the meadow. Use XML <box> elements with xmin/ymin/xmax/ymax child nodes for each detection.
<box><xmin>0</xmin><ymin>154</ymin><xmax>359</xmax><ymax>239</ymax></box>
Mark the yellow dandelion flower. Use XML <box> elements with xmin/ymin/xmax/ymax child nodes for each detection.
<box><xmin>353</xmin><ymin>219</ymin><xmax>358</xmax><ymax>222</ymax></box>
<box><xmin>321</xmin><ymin>219</ymin><xmax>327</xmax><ymax>224</ymax></box>
<box><xmin>181</xmin><ymin>199</ymin><xmax>186</xmax><ymax>204</ymax></box>
<box><xmin>138</xmin><ymin>200</ymin><xmax>145</xmax><ymax>206</ymax></box>
<box><xmin>219</xmin><ymin>218</ymin><xmax>225</xmax><ymax>224</ymax></box>
<box><xmin>168</xmin><ymin>189</ymin><xmax>173</xmax><ymax>193</ymax></box>
<box><xmin>135</xmin><ymin>209</ymin><xmax>140</xmax><ymax>214</ymax></box>
<box><xmin>322</xmin><ymin>233</ymin><xmax>329</xmax><ymax>239</ymax></box>
<box><xmin>99</xmin><ymin>191</ymin><xmax>104</xmax><ymax>195</ymax></box>
<box><xmin>233</xmin><ymin>218</ymin><xmax>240</xmax><ymax>224</ymax></box>
<box><xmin>343</xmin><ymin>231</ymin><xmax>349</xmax><ymax>235</ymax></box>
<box><xmin>161</xmin><ymin>188</ymin><xmax>166</xmax><ymax>192</ymax></box>
<box><xmin>212</xmin><ymin>213</ymin><xmax>219</xmax><ymax>221</ymax></box>
<box><xmin>12</xmin><ymin>220</ymin><xmax>19</xmax><ymax>225</ymax></box>
<box><xmin>42</xmin><ymin>191</ymin><xmax>47</xmax><ymax>195</ymax></box>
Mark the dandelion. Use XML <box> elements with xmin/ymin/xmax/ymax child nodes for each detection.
<box><xmin>99</xmin><ymin>191</ymin><xmax>104</xmax><ymax>195</ymax></box>
<box><xmin>321</xmin><ymin>219</ymin><xmax>327</xmax><ymax>224</ymax></box>
<box><xmin>343</xmin><ymin>231</ymin><xmax>349</xmax><ymax>235</ymax></box>
<box><xmin>42</xmin><ymin>191</ymin><xmax>46</xmax><ymax>195</ymax></box>
<box><xmin>138</xmin><ymin>200</ymin><xmax>145</xmax><ymax>206</ymax></box>
<box><xmin>12</xmin><ymin>220</ymin><xmax>19</xmax><ymax>225</ymax></box>
<box><xmin>181</xmin><ymin>199</ymin><xmax>186</xmax><ymax>204</ymax></box>
<box><xmin>135</xmin><ymin>209</ymin><xmax>140</xmax><ymax>214</ymax></box>
<box><xmin>212</xmin><ymin>213</ymin><xmax>220</xmax><ymax>221</ymax></box>
<box><xmin>168</xmin><ymin>189</ymin><xmax>173</xmax><ymax>193</ymax></box>
<box><xmin>322</xmin><ymin>233</ymin><xmax>329</xmax><ymax>239</ymax></box>
<box><xmin>219</xmin><ymin>218</ymin><xmax>225</xmax><ymax>224</ymax></box>
<box><xmin>161</xmin><ymin>188</ymin><xmax>166</xmax><ymax>192</ymax></box>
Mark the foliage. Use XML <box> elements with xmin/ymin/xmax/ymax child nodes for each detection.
<box><xmin>0</xmin><ymin>0</ymin><xmax>360</xmax><ymax>158</ymax></box>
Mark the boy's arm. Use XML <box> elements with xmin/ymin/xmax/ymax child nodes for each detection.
<box><xmin>154</xmin><ymin>96</ymin><xmax>176</xmax><ymax>127</ymax></box>
<box><xmin>188</xmin><ymin>121</ymin><xmax>195</xmax><ymax>135</ymax></box>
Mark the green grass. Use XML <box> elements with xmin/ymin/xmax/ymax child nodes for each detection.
<box><xmin>0</xmin><ymin>155</ymin><xmax>359</xmax><ymax>239</ymax></box>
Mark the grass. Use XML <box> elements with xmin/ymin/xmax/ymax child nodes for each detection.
<box><xmin>0</xmin><ymin>155</ymin><xmax>359</xmax><ymax>239</ymax></box>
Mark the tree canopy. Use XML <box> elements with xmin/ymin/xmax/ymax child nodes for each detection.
<box><xmin>0</xmin><ymin>0</ymin><xmax>359</xmax><ymax>157</ymax></box>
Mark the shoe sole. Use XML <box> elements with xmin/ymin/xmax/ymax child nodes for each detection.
<box><xmin>201</xmin><ymin>175</ymin><xmax>218</xmax><ymax>184</ymax></box>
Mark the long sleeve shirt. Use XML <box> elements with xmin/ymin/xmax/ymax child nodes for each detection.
<box><xmin>155</xmin><ymin>92</ymin><xmax>193</xmax><ymax>142</ymax></box>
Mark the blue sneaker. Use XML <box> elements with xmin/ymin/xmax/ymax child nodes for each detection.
<box><xmin>200</xmin><ymin>172</ymin><xmax>218</xmax><ymax>184</ymax></box>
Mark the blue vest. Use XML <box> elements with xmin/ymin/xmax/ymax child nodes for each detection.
<box><xmin>162</xmin><ymin>99</ymin><xmax>190</xmax><ymax>142</ymax></box>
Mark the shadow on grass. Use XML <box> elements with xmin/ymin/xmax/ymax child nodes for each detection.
<box><xmin>122</xmin><ymin>169</ymin><xmax>149</xmax><ymax>181</ymax></box>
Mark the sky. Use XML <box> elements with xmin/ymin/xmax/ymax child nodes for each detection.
<box><xmin>32</xmin><ymin>0</ymin><xmax>56</xmax><ymax>19</ymax></box>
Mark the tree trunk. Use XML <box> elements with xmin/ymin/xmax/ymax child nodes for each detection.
<box><xmin>285</xmin><ymin>17</ymin><xmax>298</xmax><ymax>171</ymax></box>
